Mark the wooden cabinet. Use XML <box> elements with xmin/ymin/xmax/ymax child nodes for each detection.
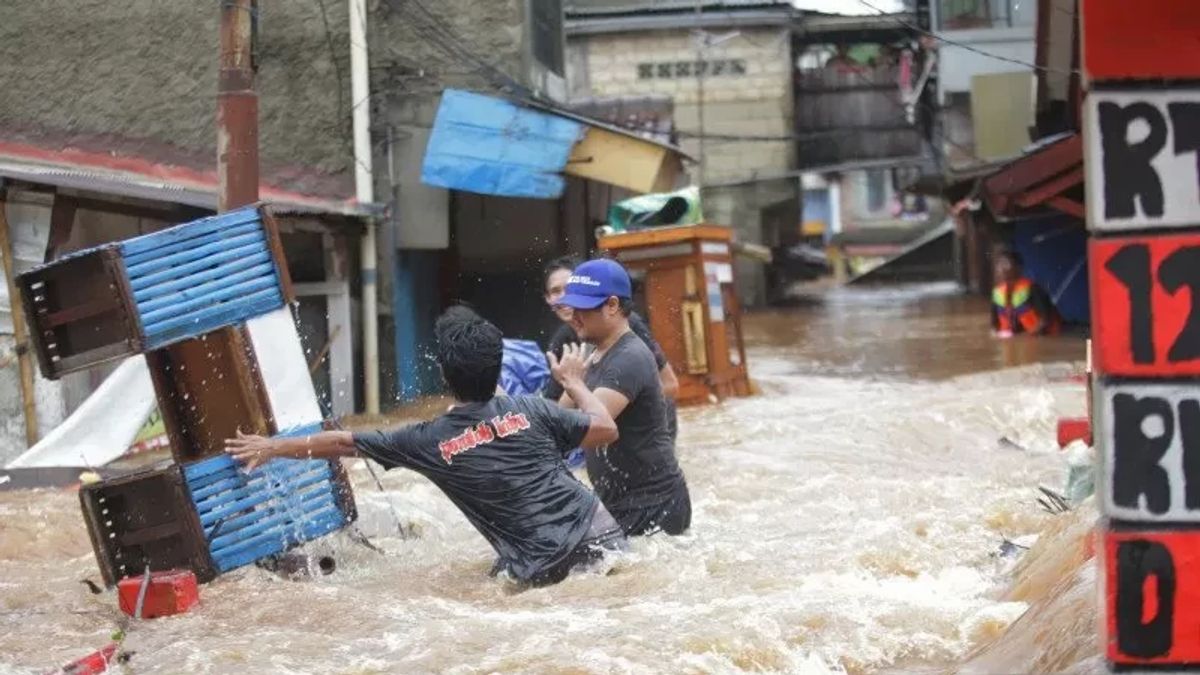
<box><xmin>600</xmin><ymin>225</ymin><xmax>752</xmax><ymax>406</ymax></box>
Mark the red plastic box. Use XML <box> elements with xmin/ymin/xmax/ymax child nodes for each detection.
<box><xmin>1056</xmin><ymin>417</ymin><xmax>1092</xmax><ymax>449</ymax></box>
<box><xmin>117</xmin><ymin>569</ymin><xmax>199</xmax><ymax>619</ymax></box>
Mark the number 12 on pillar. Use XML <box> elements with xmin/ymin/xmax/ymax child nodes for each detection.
<box><xmin>1091</xmin><ymin>234</ymin><xmax>1200</xmax><ymax>376</ymax></box>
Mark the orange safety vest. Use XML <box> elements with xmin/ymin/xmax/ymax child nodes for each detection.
<box><xmin>993</xmin><ymin>278</ymin><xmax>1060</xmax><ymax>335</ymax></box>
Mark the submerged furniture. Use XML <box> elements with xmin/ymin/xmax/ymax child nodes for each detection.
<box><xmin>18</xmin><ymin>204</ymin><xmax>355</xmax><ymax>586</ymax></box>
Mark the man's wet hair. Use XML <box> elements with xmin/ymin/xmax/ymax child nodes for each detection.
<box><xmin>617</xmin><ymin>297</ymin><xmax>634</xmax><ymax>317</ymax></box>
<box><xmin>542</xmin><ymin>255</ymin><xmax>582</xmax><ymax>289</ymax></box>
<box><xmin>434</xmin><ymin>305</ymin><xmax>503</xmax><ymax>402</ymax></box>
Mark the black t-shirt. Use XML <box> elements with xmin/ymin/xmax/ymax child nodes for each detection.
<box><xmin>353</xmin><ymin>396</ymin><xmax>597</xmax><ymax>582</ymax></box>
<box><xmin>542</xmin><ymin>311</ymin><xmax>667</xmax><ymax>401</ymax></box>
<box><xmin>584</xmin><ymin>331</ymin><xmax>687</xmax><ymax>527</ymax></box>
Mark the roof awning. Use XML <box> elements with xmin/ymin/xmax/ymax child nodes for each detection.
<box><xmin>421</xmin><ymin>89</ymin><xmax>688</xmax><ymax>200</ymax></box>
<box><xmin>981</xmin><ymin>133</ymin><xmax>1084</xmax><ymax>221</ymax></box>
<box><xmin>0</xmin><ymin>141</ymin><xmax>374</xmax><ymax>217</ymax></box>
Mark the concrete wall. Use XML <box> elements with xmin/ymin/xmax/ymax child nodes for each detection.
<box><xmin>0</xmin><ymin>0</ymin><xmax>356</xmax><ymax>198</ymax></box>
<box><xmin>567</xmin><ymin>25</ymin><xmax>794</xmax><ymax>184</ymax></box>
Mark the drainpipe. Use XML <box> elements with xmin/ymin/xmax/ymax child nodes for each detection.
<box><xmin>349</xmin><ymin>0</ymin><xmax>380</xmax><ymax>415</ymax></box>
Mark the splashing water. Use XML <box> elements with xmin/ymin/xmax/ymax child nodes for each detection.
<box><xmin>0</xmin><ymin>283</ymin><xmax>1092</xmax><ymax>673</ymax></box>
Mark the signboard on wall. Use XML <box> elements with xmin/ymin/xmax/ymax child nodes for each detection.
<box><xmin>1085</xmin><ymin>90</ymin><xmax>1200</xmax><ymax>231</ymax></box>
<box><xmin>1100</xmin><ymin>383</ymin><xmax>1200</xmax><ymax>522</ymax></box>
<box><xmin>1082</xmin><ymin>0</ymin><xmax>1200</xmax><ymax>81</ymax></box>
<box><xmin>1104</xmin><ymin>529</ymin><xmax>1200</xmax><ymax>664</ymax></box>
<box><xmin>1089</xmin><ymin>233</ymin><xmax>1200</xmax><ymax>376</ymax></box>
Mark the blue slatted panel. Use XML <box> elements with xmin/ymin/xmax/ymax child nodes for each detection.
<box><xmin>183</xmin><ymin>429</ymin><xmax>348</xmax><ymax>574</ymax></box>
<box><xmin>116</xmin><ymin>205</ymin><xmax>286</xmax><ymax>348</ymax></box>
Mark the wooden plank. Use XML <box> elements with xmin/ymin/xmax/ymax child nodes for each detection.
<box><xmin>0</xmin><ymin>195</ymin><xmax>39</xmax><ymax>444</ymax></box>
<box><xmin>1015</xmin><ymin>166</ymin><xmax>1084</xmax><ymax>208</ymax></box>
<box><xmin>39</xmin><ymin>298</ymin><xmax>122</xmax><ymax>329</ymax></box>
<box><xmin>51</xmin><ymin>342</ymin><xmax>138</xmax><ymax>376</ymax></box>
<box><xmin>260</xmin><ymin>208</ymin><xmax>295</xmax><ymax>304</ymax></box>
<box><xmin>118</xmin><ymin>207</ymin><xmax>259</xmax><ymax>256</ymax></box>
<box><xmin>117</xmin><ymin>521</ymin><xmax>183</xmax><ymax>547</ymax></box>
<box><xmin>600</xmin><ymin>225</ymin><xmax>732</xmax><ymax>250</ymax></box>
<box><xmin>43</xmin><ymin>195</ymin><xmax>77</xmax><ymax>263</ymax></box>
<box><xmin>1046</xmin><ymin>196</ymin><xmax>1085</xmax><ymax>219</ymax></box>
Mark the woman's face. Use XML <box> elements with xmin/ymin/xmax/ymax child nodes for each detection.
<box><xmin>545</xmin><ymin>267</ymin><xmax>574</xmax><ymax>323</ymax></box>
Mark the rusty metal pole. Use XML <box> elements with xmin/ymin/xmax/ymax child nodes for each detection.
<box><xmin>218</xmin><ymin>0</ymin><xmax>259</xmax><ymax>212</ymax></box>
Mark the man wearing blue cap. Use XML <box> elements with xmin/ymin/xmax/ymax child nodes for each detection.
<box><xmin>554</xmin><ymin>258</ymin><xmax>692</xmax><ymax>536</ymax></box>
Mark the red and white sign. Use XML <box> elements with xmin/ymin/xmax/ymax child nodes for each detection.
<box><xmin>1100</xmin><ymin>383</ymin><xmax>1200</xmax><ymax>522</ymax></box>
<box><xmin>1082</xmin><ymin>0</ymin><xmax>1200</xmax><ymax>82</ymax></box>
<box><xmin>1104</xmin><ymin>529</ymin><xmax>1200</xmax><ymax>665</ymax></box>
<box><xmin>1089</xmin><ymin>233</ymin><xmax>1200</xmax><ymax>376</ymax></box>
<box><xmin>1084</xmin><ymin>90</ymin><xmax>1200</xmax><ymax>232</ymax></box>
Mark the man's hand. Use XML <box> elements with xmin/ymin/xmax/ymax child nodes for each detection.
<box><xmin>225</xmin><ymin>430</ymin><xmax>279</xmax><ymax>472</ymax></box>
<box><xmin>547</xmin><ymin>343</ymin><xmax>588</xmax><ymax>387</ymax></box>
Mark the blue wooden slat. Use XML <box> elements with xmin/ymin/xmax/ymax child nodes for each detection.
<box><xmin>199</xmin><ymin>488</ymin><xmax>276</xmax><ymax>527</ymax></box>
<box><xmin>212</xmin><ymin>511</ymin><xmax>346</xmax><ymax>573</ymax></box>
<box><xmin>131</xmin><ymin>249</ymin><xmax>271</xmax><ymax>298</ymax></box>
<box><xmin>142</xmin><ymin>288</ymin><xmax>282</xmax><ymax>347</ymax></box>
<box><xmin>139</xmin><ymin>275</ymin><xmax>277</xmax><ymax>325</ymax></box>
<box><xmin>121</xmin><ymin>221</ymin><xmax>262</xmax><ymax>268</ymax></box>
<box><xmin>139</xmin><ymin>263</ymin><xmax>274</xmax><ymax>314</ymax></box>
<box><xmin>209</xmin><ymin>494</ymin><xmax>338</xmax><ymax>551</ymax></box>
<box><xmin>188</xmin><ymin>474</ymin><xmax>245</xmax><ymax>502</ymax></box>
<box><xmin>185</xmin><ymin>454</ymin><xmax>325</xmax><ymax>493</ymax></box>
<box><xmin>124</xmin><ymin>231</ymin><xmax>266</xmax><ymax>278</ymax></box>
<box><xmin>211</xmin><ymin>507</ymin><xmax>343</xmax><ymax>571</ymax></box>
<box><xmin>119</xmin><ymin>208</ymin><xmax>261</xmax><ymax>257</ymax></box>
<box><xmin>183</xmin><ymin>454</ymin><xmax>239</xmax><ymax>481</ymax></box>
<box><xmin>193</xmin><ymin>466</ymin><xmax>333</xmax><ymax>511</ymax></box>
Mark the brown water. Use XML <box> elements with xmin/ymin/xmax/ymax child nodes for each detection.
<box><xmin>0</xmin><ymin>282</ymin><xmax>1097</xmax><ymax>674</ymax></box>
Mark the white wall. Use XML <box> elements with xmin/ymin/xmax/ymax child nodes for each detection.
<box><xmin>936</xmin><ymin>26</ymin><xmax>1035</xmax><ymax>104</ymax></box>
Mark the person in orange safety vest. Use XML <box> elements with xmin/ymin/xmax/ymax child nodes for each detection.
<box><xmin>991</xmin><ymin>249</ymin><xmax>1061</xmax><ymax>338</ymax></box>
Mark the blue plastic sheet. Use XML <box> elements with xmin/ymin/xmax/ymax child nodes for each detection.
<box><xmin>500</xmin><ymin>339</ymin><xmax>550</xmax><ymax>396</ymax></box>
<box><xmin>421</xmin><ymin>89</ymin><xmax>585</xmax><ymax>199</ymax></box>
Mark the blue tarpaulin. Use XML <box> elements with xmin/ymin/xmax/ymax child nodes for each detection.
<box><xmin>421</xmin><ymin>89</ymin><xmax>586</xmax><ymax>199</ymax></box>
<box><xmin>1012</xmin><ymin>216</ymin><xmax>1090</xmax><ymax>325</ymax></box>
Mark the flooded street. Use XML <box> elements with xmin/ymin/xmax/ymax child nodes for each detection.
<box><xmin>0</xmin><ymin>283</ymin><xmax>1093</xmax><ymax>674</ymax></box>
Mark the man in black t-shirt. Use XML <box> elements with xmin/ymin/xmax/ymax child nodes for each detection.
<box><xmin>555</xmin><ymin>259</ymin><xmax>692</xmax><ymax>536</ymax></box>
<box><xmin>541</xmin><ymin>256</ymin><xmax>679</xmax><ymax>443</ymax></box>
<box><xmin>225</xmin><ymin>306</ymin><xmax>626</xmax><ymax>586</ymax></box>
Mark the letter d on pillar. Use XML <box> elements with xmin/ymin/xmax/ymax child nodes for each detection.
<box><xmin>1116</xmin><ymin>539</ymin><xmax>1176</xmax><ymax>658</ymax></box>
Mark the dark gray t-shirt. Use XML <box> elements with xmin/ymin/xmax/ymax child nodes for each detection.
<box><xmin>543</xmin><ymin>312</ymin><xmax>678</xmax><ymax>442</ymax></box>
<box><xmin>584</xmin><ymin>331</ymin><xmax>687</xmax><ymax>529</ymax></box>
<box><xmin>353</xmin><ymin>396</ymin><xmax>595</xmax><ymax>582</ymax></box>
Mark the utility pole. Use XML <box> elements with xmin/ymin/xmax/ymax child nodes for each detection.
<box><xmin>694</xmin><ymin>0</ymin><xmax>706</xmax><ymax>188</ymax></box>
<box><xmin>218</xmin><ymin>0</ymin><xmax>259</xmax><ymax>211</ymax></box>
<box><xmin>350</xmin><ymin>0</ymin><xmax>380</xmax><ymax>415</ymax></box>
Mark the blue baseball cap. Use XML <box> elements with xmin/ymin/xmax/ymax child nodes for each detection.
<box><xmin>558</xmin><ymin>259</ymin><xmax>632</xmax><ymax>310</ymax></box>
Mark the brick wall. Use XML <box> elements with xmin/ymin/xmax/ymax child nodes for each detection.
<box><xmin>568</xmin><ymin>25</ymin><xmax>794</xmax><ymax>183</ymax></box>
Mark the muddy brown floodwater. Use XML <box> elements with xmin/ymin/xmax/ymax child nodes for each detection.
<box><xmin>0</xmin><ymin>282</ymin><xmax>1096</xmax><ymax>674</ymax></box>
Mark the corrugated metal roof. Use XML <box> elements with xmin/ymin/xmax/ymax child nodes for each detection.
<box><xmin>565</xmin><ymin>0</ymin><xmax>790</xmax><ymax>16</ymax></box>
